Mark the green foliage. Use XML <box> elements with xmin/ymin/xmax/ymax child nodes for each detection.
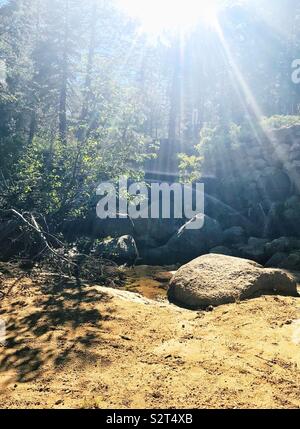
<box><xmin>178</xmin><ymin>153</ymin><xmax>203</xmax><ymax>183</ymax></box>
<box><xmin>261</xmin><ymin>115</ymin><xmax>300</xmax><ymax>130</ymax></box>
<box><xmin>2</xmin><ymin>0</ymin><xmax>300</xmax><ymax>234</ymax></box>
<box><xmin>179</xmin><ymin>123</ymin><xmax>243</xmax><ymax>181</ymax></box>
<box><xmin>13</xmin><ymin>94</ymin><xmax>152</xmax><ymax>218</ymax></box>
<box><xmin>0</xmin><ymin>0</ymin><xmax>160</xmax><ymax>224</ymax></box>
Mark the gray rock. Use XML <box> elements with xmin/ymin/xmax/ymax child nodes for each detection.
<box><xmin>281</xmin><ymin>196</ymin><xmax>300</xmax><ymax>235</ymax></box>
<box><xmin>168</xmin><ymin>254</ymin><xmax>298</xmax><ymax>309</ymax></box>
<box><xmin>141</xmin><ymin>245</ymin><xmax>170</xmax><ymax>265</ymax></box>
<box><xmin>253</xmin><ymin>159</ymin><xmax>268</xmax><ymax>169</ymax></box>
<box><xmin>92</xmin><ymin>218</ymin><xmax>135</xmax><ymax>239</ymax></box>
<box><xmin>283</xmin><ymin>196</ymin><xmax>300</xmax><ymax>222</ymax></box>
<box><xmin>256</xmin><ymin>168</ymin><xmax>291</xmax><ymax>201</ymax></box>
<box><xmin>143</xmin><ymin>215</ymin><xmax>223</xmax><ymax>265</ymax></box>
<box><xmin>96</xmin><ymin>235</ymin><xmax>138</xmax><ymax>265</ymax></box>
<box><xmin>165</xmin><ymin>215</ymin><xmax>223</xmax><ymax>264</ymax></box>
<box><xmin>284</xmin><ymin>209</ymin><xmax>299</xmax><ymax>221</ymax></box>
<box><xmin>248</xmin><ymin>237</ymin><xmax>269</xmax><ymax>247</ymax></box>
<box><xmin>265</xmin><ymin>237</ymin><xmax>300</xmax><ymax>257</ymax></box>
<box><xmin>279</xmin><ymin>251</ymin><xmax>300</xmax><ymax>271</ymax></box>
<box><xmin>237</xmin><ymin>237</ymin><xmax>269</xmax><ymax>263</ymax></box>
<box><xmin>135</xmin><ymin>236</ymin><xmax>159</xmax><ymax>250</ymax></box>
<box><xmin>265</xmin><ymin>252</ymin><xmax>288</xmax><ymax>268</ymax></box>
<box><xmin>223</xmin><ymin>226</ymin><xmax>246</xmax><ymax>245</ymax></box>
<box><xmin>204</xmin><ymin>194</ymin><xmax>252</xmax><ymax>230</ymax></box>
<box><xmin>263</xmin><ymin>202</ymin><xmax>285</xmax><ymax>238</ymax></box>
<box><xmin>132</xmin><ymin>218</ymin><xmax>182</xmax><ymax>245</ymax></box>
<box><xmin>210</xmin><ymin>246</ymin><xmax>233</xmax><ymax>256</ymax></box>
<box><xmin>285</xmin><ymin>195</ymin><xmax>300</xmax><ymax>210</ymax></box>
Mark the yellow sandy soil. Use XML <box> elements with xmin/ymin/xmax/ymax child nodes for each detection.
<box><xmin>0</xmin><ymin>266</ymin><xmax>300</xmax><ymax>409</ymax></box>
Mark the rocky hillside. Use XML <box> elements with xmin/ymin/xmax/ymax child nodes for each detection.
<box><xmin>2</xmin><ymin>122</ymin><xmax>300</xmax><ymax>270</ymax></box>
<box><xmin>87</xmin><ymin>122</ymin><xmax>300</xmax><ymax>268</ymax></box>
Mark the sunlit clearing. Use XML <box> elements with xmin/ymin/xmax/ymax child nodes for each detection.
<box><xmin>118</xmin><ymin>0</ymin><xmax>219</xmax><ymax>33</ymax></box>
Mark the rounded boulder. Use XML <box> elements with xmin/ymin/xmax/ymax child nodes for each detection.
<box><xmin>168</xmin><ymin>254</ymin><xmax>298</xmax><ymax>309</ymax></box>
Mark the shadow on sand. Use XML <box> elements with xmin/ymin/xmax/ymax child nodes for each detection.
<box><xmin>0</xmin><ymin>275</ymin><xmax>111</xmax><ymax>383</ymax></box>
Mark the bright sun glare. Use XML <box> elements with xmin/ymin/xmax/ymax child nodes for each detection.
<box><xmin>118</xmin><ymin>0</ymin><xmax>219</xmax><ymax>34</ymax></box>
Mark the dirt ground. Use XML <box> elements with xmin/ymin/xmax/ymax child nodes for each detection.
<box><xmin>0</xmin><ymin>263</ymin><xmax>300</xmax><ymax>409</ymax></box>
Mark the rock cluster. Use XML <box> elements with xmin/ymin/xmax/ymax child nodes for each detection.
<box><xmin>90</xmin><ymin>124</ymin><xmax>300</xmax><ymax>267</ymax></box>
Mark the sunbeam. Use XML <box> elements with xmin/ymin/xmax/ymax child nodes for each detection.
<box><xmin>117</xmin><ymin>0</ymin><xmax>219</xmax><ymax>34</ymax></box>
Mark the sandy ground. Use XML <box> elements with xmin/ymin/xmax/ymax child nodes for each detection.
<box><xmin>0</xmin><ymin>264</ymin><xmax>300</xmax><ymax>409</ymax></box>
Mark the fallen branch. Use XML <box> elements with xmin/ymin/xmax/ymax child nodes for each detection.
<box><xmin>9</xmin><ymin>209</ymin><xmax>76</xmax><ymax>267</ymax></box>
<box><xmin>2</xmin><ymin>209</ymin><xmax>123</xmax><ymax>285</ymax></box>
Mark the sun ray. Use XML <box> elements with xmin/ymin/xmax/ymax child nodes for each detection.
<box><xmin>117</xmin><ymin>0</ymin><xmax>219</xmax><ymax>34</ymax></box>
<box><xmin>214</xmin><ymin>18</ymin><xmax>298</xmax><ymax>197</ymax></box>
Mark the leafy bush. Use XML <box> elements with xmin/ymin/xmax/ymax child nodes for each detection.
<box><xmin>261</xmin><ymin>115</ymin><xmax>300</xmax><ymax>130</ymax></box>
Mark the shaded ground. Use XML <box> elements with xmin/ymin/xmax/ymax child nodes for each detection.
<box><xmin>0</xmin><ymin>264</ymin><xmax>300</xmax><ymax>409</ymax></box>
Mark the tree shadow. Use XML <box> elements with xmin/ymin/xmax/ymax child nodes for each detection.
<box><xmin>0</xmin><ymin>275</ymin><xmax>111</xmax><ymax>383</ymax></box>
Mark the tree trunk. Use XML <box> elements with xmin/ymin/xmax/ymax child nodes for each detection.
<box><xmin>77</xmin><ymin>0</ymin><xmax>97</xmax><ymax>142</ymax></box>
<box><xmin>59</xmin><ymin>0</ymin><xmax>69</xmax><ymax>143</ymax></box>
<box><xmin>168</xmin><ymin>36</ymin><xmax>182</xmax><ymax>143</ymax></box>
<box><xmin>28</xmin><ymin>110</ymin><xmax>36</xmax><ymax>144</ymax></box>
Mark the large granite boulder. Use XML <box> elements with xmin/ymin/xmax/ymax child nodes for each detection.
<box><xmin>168</xmin><ymin>254</ymin><xmax>298</xmax><ymax>309</ymax></box>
